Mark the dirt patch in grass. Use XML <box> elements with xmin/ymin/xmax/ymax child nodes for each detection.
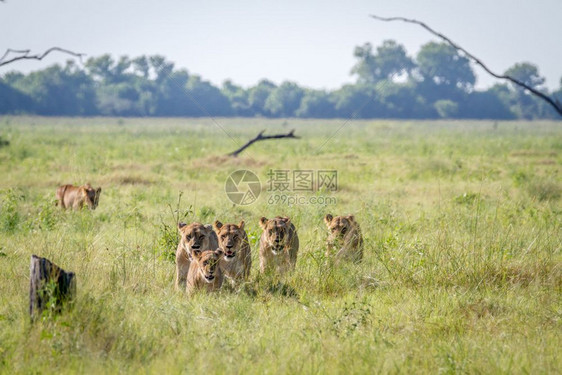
<box><xmin>510</xmin><ymin>150</ymin><xmax>557</xmax><ymax>158</ymax></box>
<box><xmin>194</xmin><ymin>155</ymin><xmax>267</xmax><ymax>168</ymax></box>
<box><xmin>104</xmin><ymin>173</ymin><xmax>154</xmax><ymax>186</ymax></box>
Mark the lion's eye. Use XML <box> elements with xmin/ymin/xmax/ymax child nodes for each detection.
<box><xmin>341</xmin><ymin>227</ymin><xmax>348</xmax><ymax>235</ymax></box>
<box><xmin>186</xmin><ymin>235</ymin><xmax>191</xmax><ymax>240</ymax></box>
<box><xmin>203</xmin><ymin>261</ymin><xmax>208</xmax><ymax>266</ymax></box>
<box><xmin>198</xmin><ymin>235</ymin><xmax>204</xmax><ymax>241</ymax></box>
<box><xmin>233</xmin><ymin>235</ymin><xmax>238</xmax><ymax>240</ymax></box>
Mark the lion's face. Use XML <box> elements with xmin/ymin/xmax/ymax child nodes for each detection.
<box><xmin>214</xmin><ymin>220</ymin><xmax>246</xmax><ymax>262</ymax></box>
<box><xmin>324</xmin><ymin>214</ymin><xmax>355</xmax><ymax>244</ymax></box>
<box><xmin>85</xmin><ymin>185</ymin><xmax>102</xmax><ymax>209</ymax></box>
<box><xmin>260</xmin><ymin>216</ymin><xmax>291</xmax><ymax>255</ymax></box>
<box><xmin>193</xmin><ymin>249</ymin><xmax>223</xmax><ymax>283</ymax></box>
<box><xmin>178</xmin><ymin>223</ymin><xmax>215</xmax><ymax>257</ymax></box>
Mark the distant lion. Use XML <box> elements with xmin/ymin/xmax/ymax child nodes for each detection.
<box><xmin>324</xmin><ymin>214</ymin><xmax>363</xmax><ymax>262</ymax></box>
<box><xmin>186</xmin><ymin>249</ymin><xmax>225</xmax><ymax>295</ymax></box>
<box><xmin>214</xmin><ymin>220</ymin><xmax>251</xmax><ymax>284</ymax></box>
<box><xmin>56</xmin><ymin>183</ymin><xmax>102</xmax><ymax>210</ymax></box>
<box><xmin>175</xmin><ymin>222</ymin><xmax>219</xmax><ymax>290</ymax></box>
<box><xmin>259</xmin><ymin>216</ymin><xmax>299</xmax><ymax>275</ymax></box>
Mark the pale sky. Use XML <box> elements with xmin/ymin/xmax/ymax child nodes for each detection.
<box><xmin>1</xmin><ymin>0</ymin><xmax>561</xmax><ymax>91</ymax></box>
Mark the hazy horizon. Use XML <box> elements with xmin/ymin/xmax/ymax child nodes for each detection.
<box><xmin>1</xmin><ymin>0</ymin><xmax>561</xmax><ymax>91</ymax></box>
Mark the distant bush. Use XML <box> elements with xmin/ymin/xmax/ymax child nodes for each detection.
<box><xmin>526</xmin><ymin>179</ymin><xmax>561</xmax><ymax>201</ymax></box>
<box><xmin>0</xmin><ymin>135</ymin><xmax>9</xmax><ymax>148</ymax></box>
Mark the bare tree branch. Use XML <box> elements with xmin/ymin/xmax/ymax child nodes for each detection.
<box><xmin>228</xmin><ymin>129</ymin><xmax>300</xmax><ymax>157</ymax></box>
<box><xmin>370</xmin><ymin>14</ymin><xmax>562</xmax><ymax>117</ymax></box>
<box><xmin>0</xmin><ymin>47</ymin><xmax>86</xmax><ymax>67</ymax></box>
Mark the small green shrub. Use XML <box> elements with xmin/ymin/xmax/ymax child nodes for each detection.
<box><xmin>454</xmin><ymin>192</ymin><xmax>479</xmax><ymax>205</ymax></box>
<box><xmin>526</xmin><ymin>179</ymin><xmax>561</xmax><ymax>201</ymax></box>
<box><xmin>0</xmin><ymin>189</ymin><xmax>24</xmax><ymax>232</ymax></box>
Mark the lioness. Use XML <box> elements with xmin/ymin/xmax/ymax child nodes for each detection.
<box><xmin>214</xmin><ymin>220</ymin><xmax>251</xmax><ymax>284</ymax></box>
<box><xmin>324</xmin><ymin>214</ymin><xmax>363</xmax><ymax>262</ymax></box>
<box><xmin>56</xmin><ymin>183</ymin><xmax>102</xmax><ymax>210</ymax></box>
<box><xmin>259</xmin><ymin>216</ymin><xmax>299</xmax><ymax>274</ymax></box>
<box><xmin>186</xmin><ymin>249</ymin><xmax>224</xmax><ymax>295</ymax></box>
<box><xmin>175</xmin><ymin>222</ymin><xmax>219</xmax><ymax>290</ymax></box>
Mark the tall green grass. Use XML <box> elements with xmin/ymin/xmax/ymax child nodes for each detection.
<box><xmin>0</xmin><ymin>117</ymin><xmax>560</xmax><ymax>373</ymax></box>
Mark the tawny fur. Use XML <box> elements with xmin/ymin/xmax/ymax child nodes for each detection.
<box><xmin>214</xmin><ymin>220</ymin><xmax>251</xmax><ymax>284</ymax></box>
<box><xmin>186</xmin><ymin>249</ymin><xmax>224</xmax><ymax>295</ymax></box>
<box><xmin>324</xmin><ymin>214</ymin><xmax>363</xmax><ymax>262</ymax></box>
<box><xmin>175</xmin><ymin>222</ymin><xmax>219</xmax><ymax>290</ymax></box>
<box><xmin>259</xmin><ymin>216</ymin><xmax>299</xmax><ymax>275</ymax></box>
<box><xmin>56</xmin><ymin>183</ymin><xmax>102</xmax><ymax>210</ymax></box>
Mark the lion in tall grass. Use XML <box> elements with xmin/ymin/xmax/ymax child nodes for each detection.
<box><xmin>186</xmin><ymin>249</ymin><xmax>224</xmax><ymax>295</ymax></box>
<box><xmin>214</xmin><ymin>220</ymin><xmax>251</xmax><ymax>284</ymax></box>
<box><xmin>56</xmin><ymin>183</ymin><xmax>102</xmax><ymax>210</ymax></box>
<box><xmin>175</xmin><ymin>222</ymin><xmax>218</xmax><ymax>290</ymax></box>
<box><xmin>258</xmin><ymin>216</ymin><xmax>299</xmax><ymax>274</ymax></box>
<box><xmin>324</xmin><ymin>214</ymin><xmax>363</xmax><ymax>262</ymax></box>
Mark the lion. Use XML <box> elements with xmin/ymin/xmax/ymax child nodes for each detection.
<box><xmin>175</xmin><ymin>222</ymin><xmax>219</xmax><ymax>290</ymax></box>
<box><xmin>186</xmin><ymin>249</ymin><xmax>225</xmax><ymax>295</ymax></box>
<box><xmin>324</xmin><ymin>214</ymin><xmax>363</xmax><ymax>262</ymax></box>
<box><xmin>56</xmin><ymin>183</ymin><xmax>102</xmax><ymax>210</ymax></box>
<box><xmin>259</xmin><ymin>216</ymin><xmax>299</xmax><ymax>274</ymax></box>
<box><xmin>214</xmin><ymin>220</ymin><xmax>251</xmax><ymax>284</ymax></box>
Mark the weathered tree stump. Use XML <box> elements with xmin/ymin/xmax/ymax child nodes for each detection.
<box><xmin>29</xmin><ymin>255</ymin><xmax>76</xmax><ymax>319</ymax></box>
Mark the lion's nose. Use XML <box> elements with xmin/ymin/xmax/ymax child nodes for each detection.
<box><xmin>226</xmin><ymin>244</ymin><xmax>233</xmax><ymax>249</ymax></box>
<box><xmin>191</xmin><ymin>244</ymin><xmax>200</xmax><ymax>249</ymax></box>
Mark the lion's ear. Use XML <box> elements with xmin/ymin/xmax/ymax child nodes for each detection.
<box><xmin>96</xmin><ymin>187</ymin><xmax>102</xmax><ymax>194</ymax></box>
<box><xmin>213</xmin><ymin>220</ymin><xmax>223</xmax><ymax>231</ymax></box>
<box><xmin>282</xmin><ymin>216</ymin><xmax>291</xmax><ymax>225</ymax></box>
<box><xmin>324</xmin><ymin>214</ymin><xmax>333</xmax><ymax>226</ymax></box>
<box><xmin>214</xmin><ymin>249</ymin><xmax>224</xmax><ymax>258</ymax></box>
<box><xmin>238</xmin><ymin>220</ymin><xmax>245</xmax><ymax>230</ymax></box>
<box><xmin>192</xmin><ymin>249</ymin><xmax>202</xmax><ymax>260</ymax></box>
<box><xmin>259</xmin><ymin>217</ymin><xmax>268</xmax><ymax>229</ymax></box>
<box><xmin>178</xmin><ymin>222</ymin><xmax>187</xmax><ymax>230</ymax></box>
<box><xmin>346</xmin><ymin>215</ymin><xmax>355</xmax><ymax>222</ymax></box>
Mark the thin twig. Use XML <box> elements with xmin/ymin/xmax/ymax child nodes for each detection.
<box><xmin>0</xmin><ymin>47</ymin><xmax>86</xmax><ymax>67</ymax></box>
<box><xmin>370</xmin><ymin>14</ymin><xmax>562</xmax><ymax>116</ymax></box>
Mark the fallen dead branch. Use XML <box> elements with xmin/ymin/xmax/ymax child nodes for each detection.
<box><xmin>228</xmin><ymin>129</ymin><xmax>300</xmax><ymax>157</ymax></box>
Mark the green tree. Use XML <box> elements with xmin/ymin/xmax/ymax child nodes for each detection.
<box><xmin>263</xmin><ymin>81</ymin><xmax>304</xmax><ymax>117</ymax></box>
<box><xmin>505</xmin><ymin>62</ymin><xmax>545</xmax><ymax>89</ymax></box>
<box><xmin>434</xmin><ymin>99</ymin><xmax>458</xmax><ymax>118</ymax></box>
<box><xmin>0</xmin><ymin>78</ymin><xmax>34</xmax><ymax>114</ymax></box>
<box><xmin>9</xmin><ymin>61</ymin><xmax>96</xmax><ymax>115</ymax></box>
<box><xmin>416</xmin><ymin>42</ymin><xmax>475</xmax><ymax>93</ymax></box>
<box><xmin>184</xmin><ymin>75</ymin><xmax>232</xmax><ymax>116</ymax></box>
<box><xmin>248</xmin><ymin>79</ymin><xmax>276</xmax><ymax>116</ymax></box>
<box><xmin>222</xmin><ymin>80</ymin><xmax>251</xmax><ymax>116</ymax></box>
<box><xmin>295</xmin><ymin>90</ymin><xmax>336</xmax><ymax>118</ymax></box>
<box><xmin>503</xmin><ymin>62</ymin><xmax>546</xmax><ymax>119</ymax></box>
<box><xmin>331</xmin><ymin>84</ymin><xmax>382</xmax><ymax>118</ymax></box>
<box><xmin>351</xmin><ymin>40</ymin><xmax>415</xmax><ymax>83</ymax></box>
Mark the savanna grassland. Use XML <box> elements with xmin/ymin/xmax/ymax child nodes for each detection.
<box><xmin>0</xmin><ymin>116</ymin><xmax>561</xmax><ymax>374</ymax></box>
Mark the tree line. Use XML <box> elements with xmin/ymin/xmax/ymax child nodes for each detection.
<box><xmin>1</xmin><ymin>40</ymin><xmax>561</xmax><ymax>119</ymax></box>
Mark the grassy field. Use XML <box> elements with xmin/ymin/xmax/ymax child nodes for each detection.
<box><xmin>0</xmin><ymin>116</ymin><xmax>561</xmax><ymax>374</ymax></box>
